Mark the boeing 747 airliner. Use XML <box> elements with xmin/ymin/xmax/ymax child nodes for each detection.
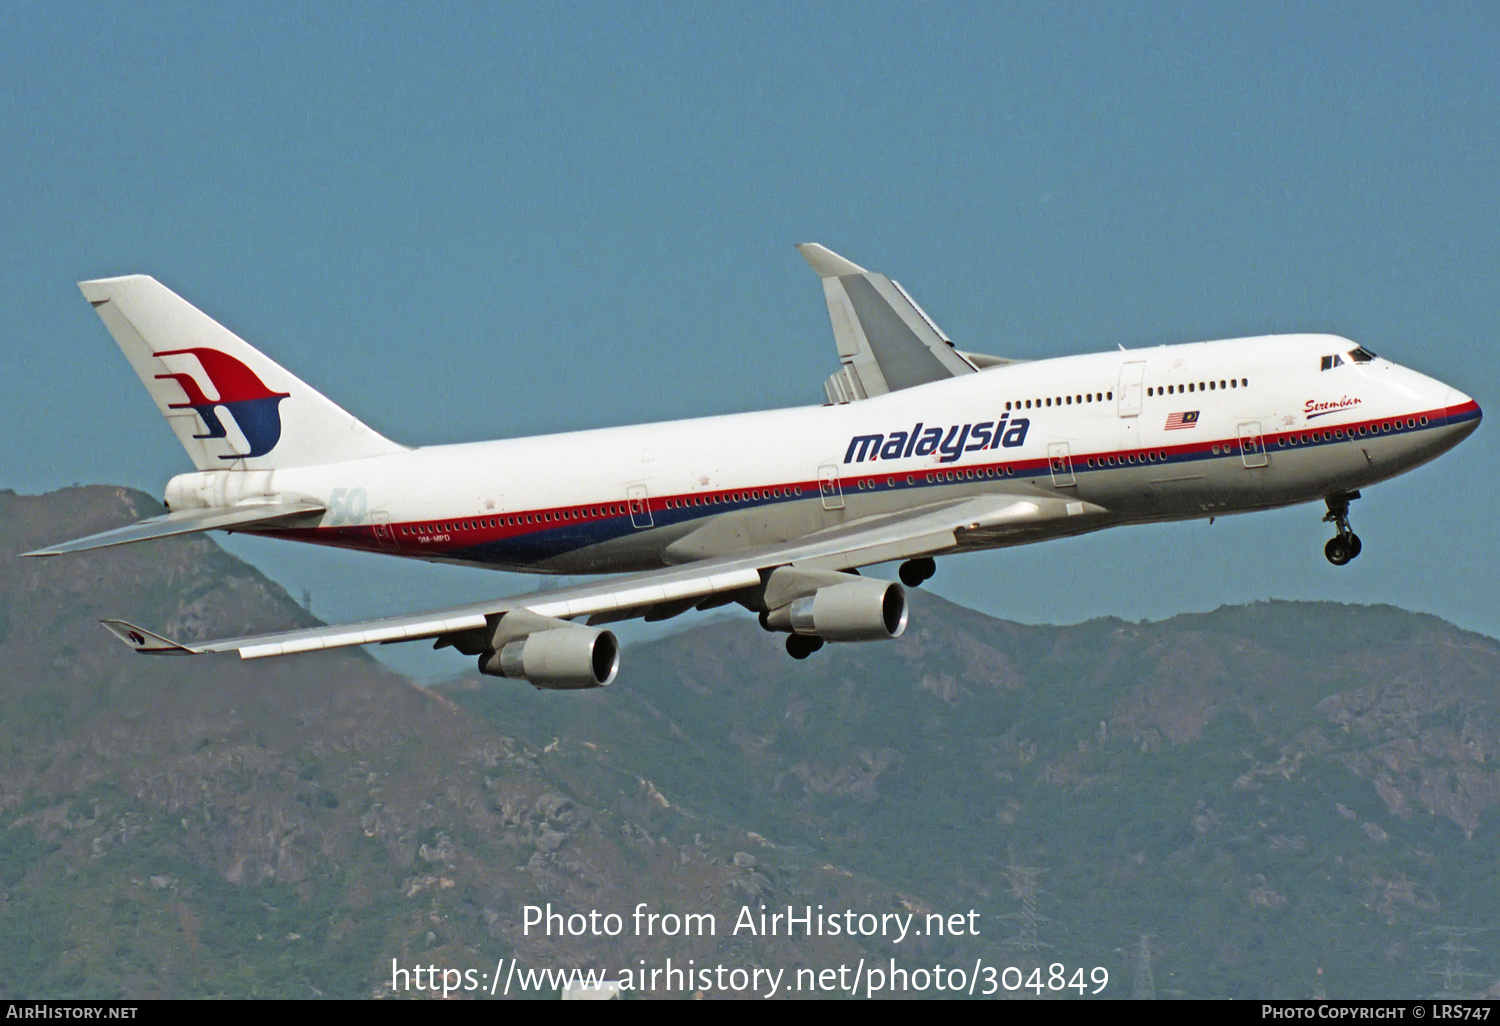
<box><xmin>26</xmin><ymin>244</ymin><xmax>1481</xmax><ymax>688</ymax></box>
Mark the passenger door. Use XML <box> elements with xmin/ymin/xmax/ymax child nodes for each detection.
<box><xmin>817</xmin><ymin>463</ymin><xmax>845</xmax><ymax>510</ymax></box>
<box><xmin>370</xmin><ymin>510</ymin><xmax>398</xmax><ymax>550</ymax></box>
<box><xmin>1238</xmin><ymin>422</ymin><xmax>1268</xmax><ymax>469</ymax></box>
<box><xmin>1117</xmin><ymin>361</ymin><xmax>1148</xmax><ymax>451</ymax></box>
<box><xmin>627</xmin><ymin>484</ymin><xmax>654</xmax><ymax>528</ymax></box>
<box><xmin>1048</xmin><ymin>442</ymin><xmax>1076</xmax><ymax>487</ymax></box>
<box><xmin>1117</xmin><ymin>361</ymin><xmax>1147</xmax><ymax>417</ymax></box>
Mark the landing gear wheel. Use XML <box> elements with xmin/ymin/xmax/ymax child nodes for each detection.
<box><xmin>1321</xmin><ymin>492</ymin><xmax>1363</xmax><ymax>566</ymax></box>
<box><xmin>786</xmin><ymin>634</ymin><xmax>824</xmax><ymax>660</ymax></box>
<box><xmin>899</xmin><ymin>557</ymin><xmax>936</xmax><ymax>588</ymax></box>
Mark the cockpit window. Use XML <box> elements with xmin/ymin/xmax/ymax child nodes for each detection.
<box><xmin>1320</xmin><ymin>354</ymin><xmax>1345</xmax><ymax>371</ymax></box>
<box><xmin>1349</xmin><ymin>346</ymin><xmax>1377</xmax><ymax>363</ymax></box>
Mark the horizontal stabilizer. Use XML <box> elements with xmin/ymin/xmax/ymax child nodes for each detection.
<box><xmin>100</xmin><ymin>620</ymin><xmax>198</xmax><ymax>655</ymax></box>
<box><xmin>21</xmin><ymin>500</ymin><xmax>325</xmax><ymax>557</ymax></box>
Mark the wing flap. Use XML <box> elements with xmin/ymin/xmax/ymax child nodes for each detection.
<box><xmin>791</xmin><ymin>529</ymin><xmax>957</xmax><ymax>572</ymax></box>
<box><xmin>238</xmin><ymin>613</ymin><xmax>490</xmax><ymax>659</ymax></box>
<box><xmin>22</xmin><ymin>501</ymin><xmax>326</xmax><ymax>557</ymax></box>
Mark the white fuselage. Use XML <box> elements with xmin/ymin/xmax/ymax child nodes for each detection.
<box><xmin>181</xmin><ymin>333</ymin><xmax>1477</xmax><ymax>573</ymax></box>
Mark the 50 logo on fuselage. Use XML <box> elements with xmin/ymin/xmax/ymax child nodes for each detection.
<box><xmin>844</xmin><ymin>415</ymin><xmax>1030</xmax><ymax>465</ymax></box>
<box><xmin>326</xmin><ymin>488</ymin><xmax>369</xmax><ymax>526</ymax></box>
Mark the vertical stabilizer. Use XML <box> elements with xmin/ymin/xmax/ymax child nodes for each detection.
<box><xmin>80</xmin><ymin>275</ymin><xmax>407</xmax><ymax>470</ymax></box>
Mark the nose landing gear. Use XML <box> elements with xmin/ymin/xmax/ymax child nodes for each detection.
<box><xmin>1322</xmin><ymin>491</ymin><xmax>1363</xmax><ymax>566</ymax></box>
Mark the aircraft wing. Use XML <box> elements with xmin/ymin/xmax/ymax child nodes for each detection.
<box><xmin>99</xmin><ymin>492</ymin><xmax>1109</xmax><ymax>660</ymax></box>
<box><xmin>799</xmin><ymin>243</ymin><xmax>1025</xmax><ymax>405</ymax></box>
<box><xmin>22</xmin><ymin>500</ymin><xmax>326</xmax><ymax>557</ymax></box>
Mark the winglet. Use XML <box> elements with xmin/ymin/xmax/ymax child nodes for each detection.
<box><xmin>796</xmin><ymin>243</ymin><xmax>867</xmax><ymax>278</ymax></box>
<box><xmin>100</xmin><ymin>620</ymin><xmax>198</xmax><ymax>655</ymax></box>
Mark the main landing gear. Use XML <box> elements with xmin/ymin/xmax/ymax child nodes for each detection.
<box><xmin>899</xmin><ymin>557</ymin><xmax>936</xmax><ymax>588</ymax></box>
<box><xmin>786</xmin><ymin>635</ymin><xmax>824</xmax><ymax>660</ymax></box>
<box><xmin>1322</xmin><ymin>491</ymin><xmax>1363</xmax><ymax>566</ymax></box>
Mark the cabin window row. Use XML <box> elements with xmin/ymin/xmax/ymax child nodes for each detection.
<box><xmin>401</xmin><ymin>505</ymin><xmax>634</xmax><ymax>535</ymax></box>
<box><xmin>854</xmin><ymin>466</ymin><xmax>1018</xmax><ymax>490</ymax></box>
<box><xmin>1278</xmin><ymin>417</ymin><xmax>1426</xmax><ymax>447</ymax></box>
<box><xmin>397</xmin><ymin>484</ymin><xmax>830</xmax><ymax>534</ymax></box>
<box><xmin>1086</xmin><ymin>451</ymin><xmax>1169</xmax><ymax>468</ymax></box>
<box><xmin>1146</xmin><ymin>378</ymin><xmax>1247</xmax><ymax>397</ymax></box>
<box><xmin>1004</xmin><ymin>392</ymin><xmax>1111</xmax><ymax>410</ymax></box>
<box><xmin>664</xmin><ymin>486</ymin><xmax>803</xmax><ymax>509</ymax></box>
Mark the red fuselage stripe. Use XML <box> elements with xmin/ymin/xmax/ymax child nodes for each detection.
<box><xmin>274</xmin><ymin>400</ymin><xmax>1466</xmax><ymax>556</ymax></box>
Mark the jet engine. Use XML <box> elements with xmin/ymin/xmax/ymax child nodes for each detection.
<box><xmin>762</xmin><ymin>578</ymin><xmax>908</xmax><ymax>642</ymax></box>
<box><xmin>476</xmin><ymin>611</ymin><xmax>619</xmax><ymax>689</ymax></box>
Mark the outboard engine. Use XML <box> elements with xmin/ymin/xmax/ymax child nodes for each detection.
<box><xmin>762</xmin><ymin>578</ymin><xmax>908</xmax><ymax>641</ymax></box>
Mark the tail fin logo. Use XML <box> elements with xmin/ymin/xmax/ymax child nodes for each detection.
<box><xmin>152</xmin><ymin>348</ymin><xmax>290</xmax><ymax>459</ymax></box>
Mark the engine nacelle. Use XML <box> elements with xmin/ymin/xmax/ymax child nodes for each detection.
<box><xmin>762</xmin><ymin>579</ymin><xmax>908</xmax><ymax>642</ymax></box>
<box><xmin>479</xmin><ymin>624</ymin><xmax>619</xmax><ymax>689</ymax></box>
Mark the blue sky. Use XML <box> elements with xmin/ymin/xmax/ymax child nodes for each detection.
<box><xmin>3</xmin><ymin>2</ymin><xmax>1496</xmax><ymax>678</ymax></box>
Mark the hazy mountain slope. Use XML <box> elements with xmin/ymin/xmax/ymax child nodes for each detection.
<box><xmin>0</xmin><ymin>489</ymin><xmax>892</xmax><ymax>997</ymax></box>
<box><xmin>456</xmin><ymin>592</ymin><xmax>1500</xmax><ymax>998</ymax></box>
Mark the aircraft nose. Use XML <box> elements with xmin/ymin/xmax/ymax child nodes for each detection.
<box><xmin>1446</xmin><ymin>388</ymin><xmax>1481</xmax><ymax>431</ymax></box>
<box><xmin>1446</xmin><ymin>390</ymin><xmax>1482</xmax><ymax>423</ymax></box>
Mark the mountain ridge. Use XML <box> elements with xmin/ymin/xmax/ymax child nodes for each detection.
<box><xmin>3</xmin><ymin>485</ymin><xmax>1498</xmax><ymax>998</ymax></box>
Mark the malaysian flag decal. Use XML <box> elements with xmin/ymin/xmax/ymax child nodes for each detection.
<box><xmin>1165</xmin><ymin>410</ymin><xmax>1200</xmax><ymax>430</ymax></box>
